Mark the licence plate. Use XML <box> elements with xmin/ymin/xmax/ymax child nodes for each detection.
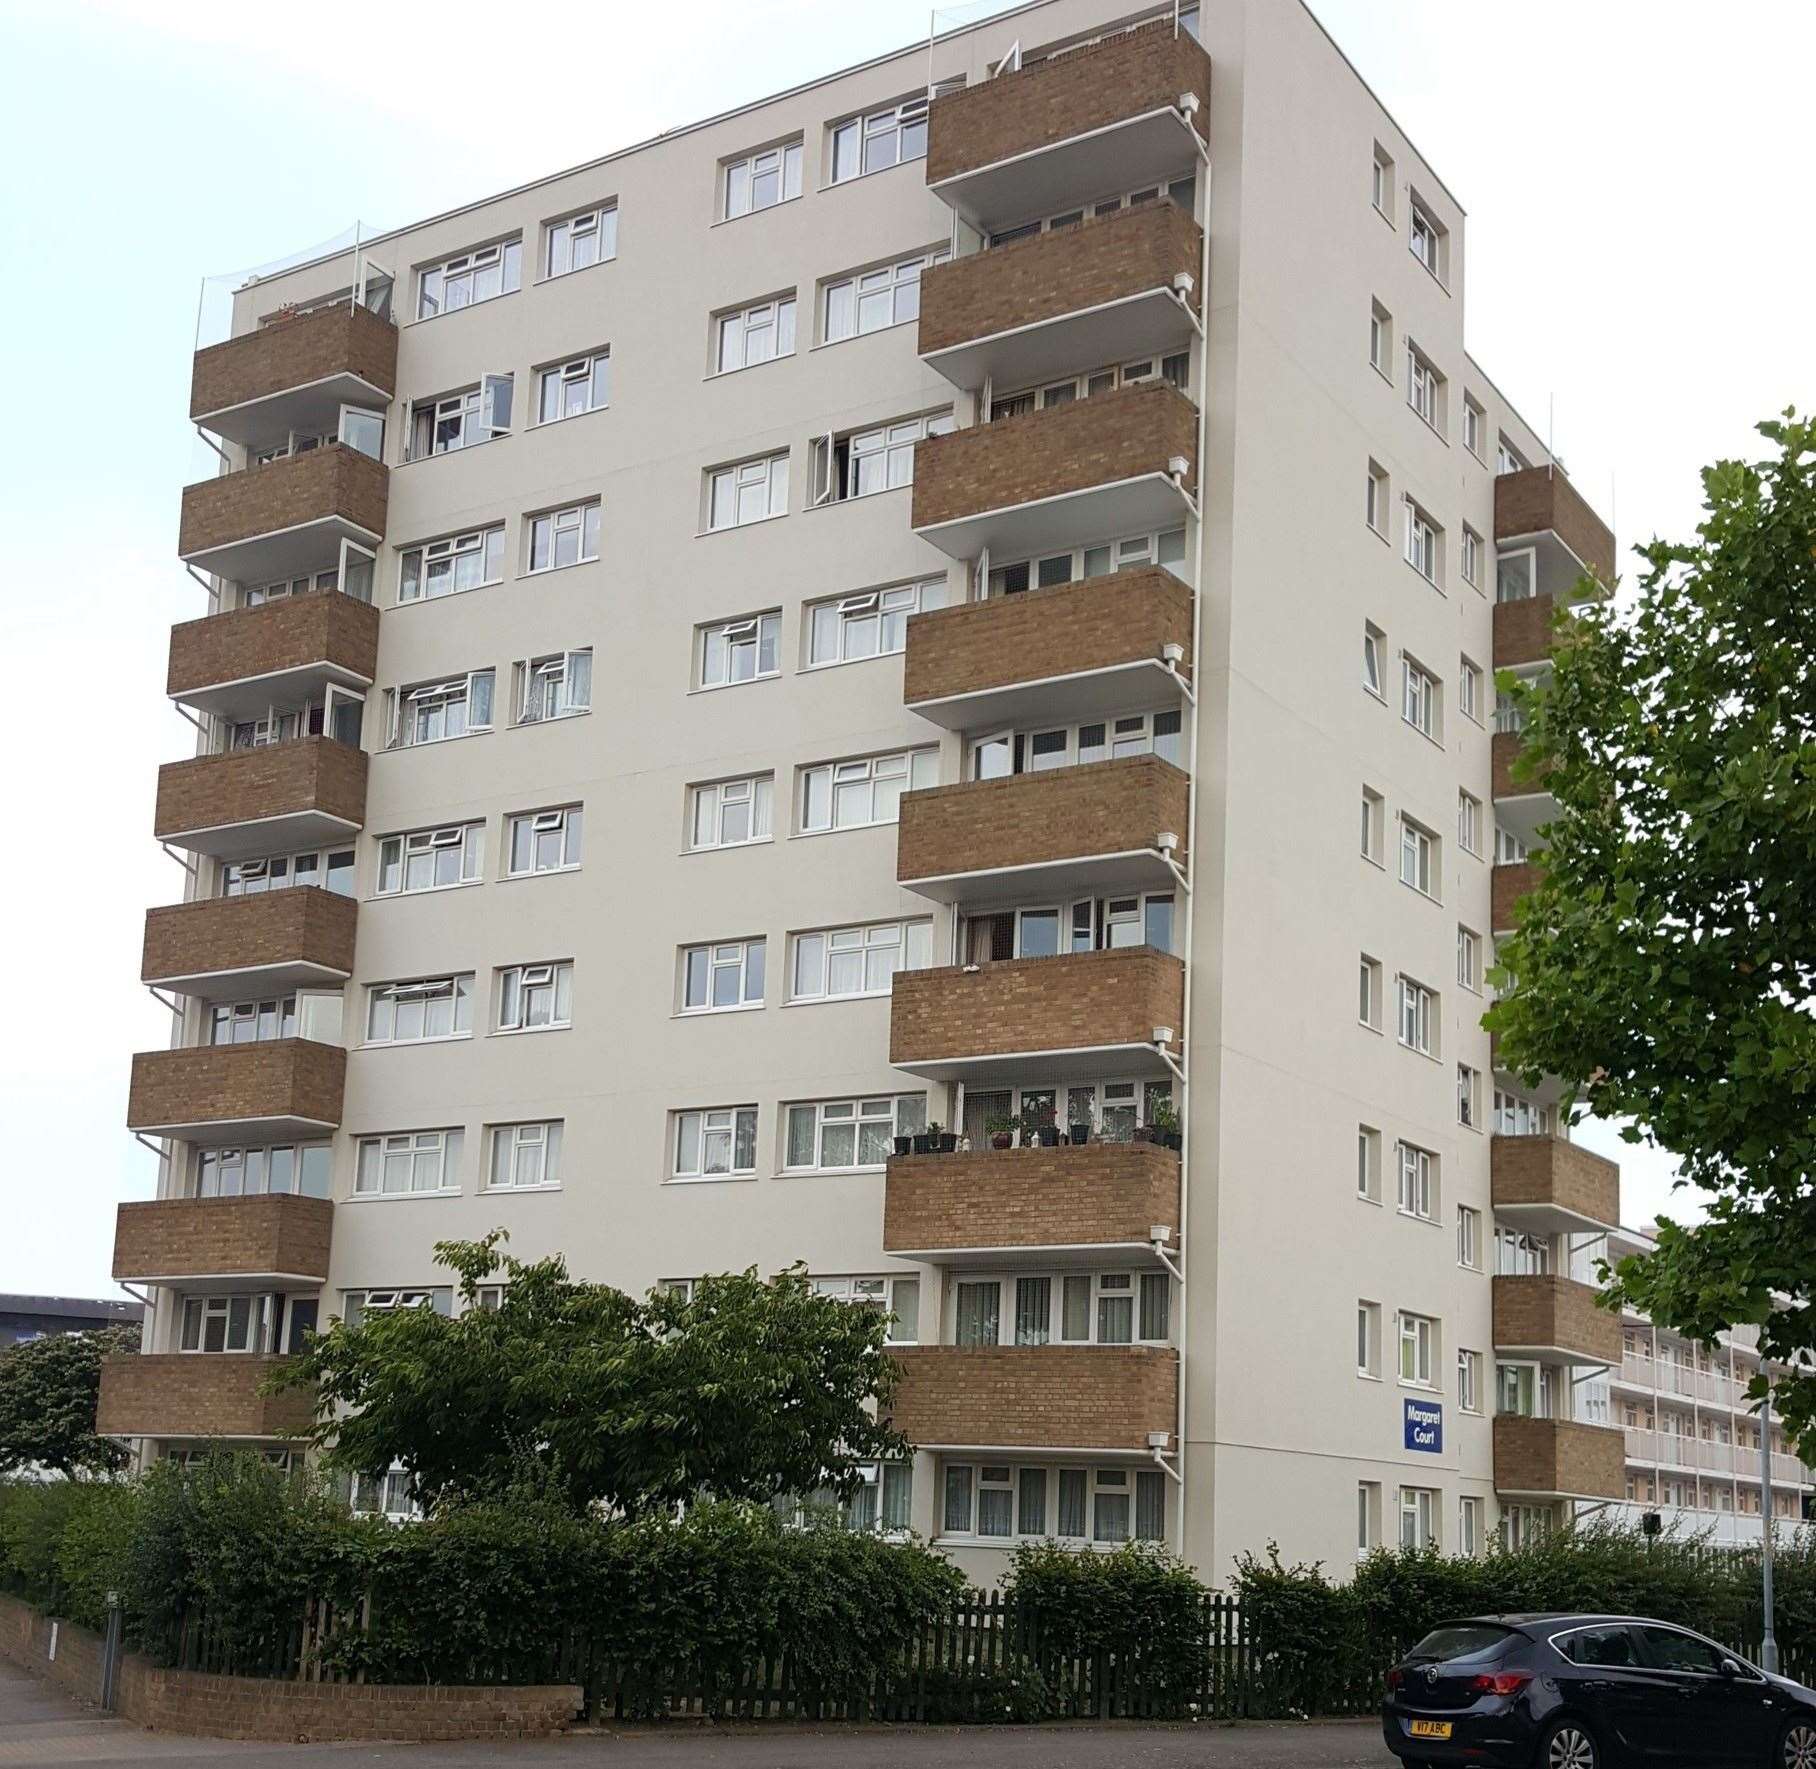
<box><xmin>1409</xmin><ymin>1720</ymin><xmax>1453</xmax><ymax>1740</ymax></box>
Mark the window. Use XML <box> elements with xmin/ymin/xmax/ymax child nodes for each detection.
<box><xmin>1399</xmin><ymin>1485</ymin><xmax>1437</xmax><ymax>1549</ymax></box>
<box><xmin>1457</xmin><ymin>1206</ymin><xmax>1482</xmax><ymax>1270</ymax></box>
<box><xmin>507</xmin><ymin>805</ymin><xmax>583</xmax><ymax>876</ymax></box>
<box><xmin>1371</xmin><ymin>143</ymin><xmax>1394</xmax><ymax>220</ymax></box>
<box><xmin>1357</xmin><ymin>1301</ymin><xmax>1382</xmax><ymax>1378</ymax></box>
<box><xmin>514</xmin><ymin>650</ymin><xmax>592</xmax><ymax>723</ymax></box>
<box><xmin>689</xmin><ymin>775</ymin><xmax>774</xmax><ymax>850</ymax></box>
<box><xmin>965</xmin><ymin>712</ymin><xmax>1181</xmax><ymax>780</ymax></box>
<box><xmin>830</xmin><ymin>96</ymin><xmax>927</xmax><ymax>183</ymax></box>
<box><xmin>219</xmin><ymin>847</ymin><xmax>355</xmax><ymax>899</ymax></box>
<box><xmin>988</xmin><ymin>526</ymin><xmax>1187</xmax><ymax>595</ymax></box>
<box><xmin>1401</xmin><ymin>656</ymin><xmax>1439</xmax><ymax>740</ymax></box>
<box><xmin>1408</xmin><ymin>197</ymin><xmax>1445</xmax><ymax>280</ymax></box>
<box><xmin>1463</xmin><ymin>397</ymin><xmax>1485</xmax><ymax>460</ymax></box>
<box><xmin>1461</xmin><ymin>526</ymin><xmax>1483</xmax><ymax>590</ymax></box>
<box><xmin>1358</xmin><ymin>1481</ymin><xmax>1381</xmax><ymax>1555</ymax></box>
<box><xmin>1361</xmin><ymin>787</ymin><xmax>1384</xmax><ymax>863</ymax></box>
<box><xmin>1496</xmin><ymin>1229</ymin><xmax>1555</xmax><ymax>1278</ymax></box>
<box><xmin>544</xmin><ymin>203</ymin><xmax>617</xmax><ymax>278</ymax></box>
<box><xmin>823</xmin><ymin>250</ymin><xmax>948</xmax><ymax>342</ymax></box>
<box><xmin>807</xmin><ymin>578</ymin><xmax>944</xmax><ymax>667</ymax></box>
<box><xmin>1359</xmin><ymin>954</ymin><xmax>1383</xmax><ymax>1030</ymax></box>
<box><xmin>716</xmin><ymin>295</ymin><xmax>796</xmax><ymax>373</ymax></box>
<box><xmin>1406</xmin><ymin>342</ymin><xmax>1444</xmax><ymax>432</ymax></box>
<box><xmin>1457</xmin><ymin>926</ymin><xmax>1482</xmax><ymax>992</ymax></box>
<box><xmin>985</xmin><ymin>176</ymin><xmax>1196</xmax><ymax>248</ymax></box>
<box><xmin>366</xmin><ymin>975</ymin><xmax>474</xmax><ymax>1044</ymax></box>
<box><xmin>355</xmin><ymin>1128</ymin><xmax>462</xmax><ymax>1197</ymax></box>
<box><xmin>497</xmin><ymin>961</ymin><xmax>573</xmax><ymax>1033</ymax></box>
<box><xmin>1457</xmin><ymin>1352</ymin><xmax>1483</xmax><ymax>1415</ymax></box>
<box><xmin>940</xmin><ymin>1463</ymin><xmax>1165</xmax><ymax>1545</ymax></box>
<box><xmin>672</xmin><ymin>1106</ymin><xmax>758</xmax><ymax>1179</ymax></box>
<box><xmin>724</xmin><ymin>140</ymin><xmax>802</xmax><ymax>218</ymax></box>
<box><xmin>1398</xmin><ymin>976</ymin><xmax>1436</xmax><ymax>1055</ymax></box>
<box><xmin>1403</xmin><ymin>497</ymin><xmax>1441</xmax><ymax>584</ymax></box>
<box><xmin>790</xmin><ymin>919</ymin><xmax>931</xmax><ymax>1001</ymax></box>
<box><xmin>487</xmin><ymin>1121</ymin><xmax>563</xmax><ymax>1190</ymax></box>
<box><xmin>1501</xmin><ymin>1505</ymin><xmax>1553</xmax><ymax>1550</ymax></box>
<box><xmin>1495</xmin><ymin>825</ymin><xmax>1529</xmax><ymax>864</ymax></box>
<box><xmin>810</xmin><ymin>1275</ymin><xmax>921</xmax><ymax>1345</ymax></box>
<box><xmin>1497</xmin><ymin>437</ymin><xmax>1528</xmax><ymax>477</ymax></box>
<box><xmin>377</xmin><ymin>823</ymin><xmax>483</xmax><ymax>896</ymax></box>
<box><xmin>387</xmin><ymin>670</ymin><xmax>494</xmax><ymax>747</ymax></box>
<box><xmin>179</xmin><ymin>1294</ymin><xmax>280</xmax><ymax>1354</ymax></box>
<box><xmin>681</xmin><ymin>939</ymin><xmax>765</xmax><ymax>1012</ymax></box>
<box><xmin>1369</xmin><ymin>301</ymin><xmax>1391</xmax><ymax>377</ymax></box>
<box><xmin>418</xmin><ymin>237</ymin><xmax>521</xmax><ymax>318</ymax></box>
<box><xmin>207</xmin><ymin>994</ymin><xmax>297</xmax><ymax>1045</ymax></box>
<box><xmin>1363</xmin><ymin>623</ymin><xmax>1385</xmax><ymax>698</ymax></box>
<box><xmin>399</xmin><ymin>526</ymin><xmax>505</xmax><ymax>602</ymax></box>
<box><xmin>193</xmin><ymin>1141</ymin><xmax>330</xmax><ymax>1199</ymax></box>
<box><xmin>1457</xmin><ymin>790</ymin><xmax>1482</xmax><ymax>857</ymax></box>
<box><xmin>527</xmin><ymin>501</ymin><xmax>602</xmax><ymax>573</ymax></box>
<box><xmin>351</xmin><ymin>1464</ymin><xmax>422</xmax><ymax>1522</ymax></box>
<box><xmin>812</xmin><ymin>412</ymin><xmax>952</xmax><ymax>504</ymax></box>
<box><xmin>342</xmin><ymin>1288</ymin><xmax>453</xmax><ymax>1329</ymax></box>
<box><xmin>1357</xmin><ymin>1125</ymin><xmax>1381</xmax><ymax>1202</ymax></box>
<box><xmin>1398</xmin><ymin>1141</ymin><xmax>1436</xmax><ymax>1220</ymax></box>
<box><xmin>1399</xmin><ymin>816</ymin><xmax>1438</xmax><ymax>898</ymax></box>
<box><xmin>1497</xmin><ymin>1359</ymin><xmax>1558</xmax><ymax>1416</ymax></box>
<box><xmin>536</xmin><ymin>350</ymin><xmax>610</xmax><ymax>424</ymax></box>
<box><xmin>698</xmin><ymin>611</ymin><xmax>781</xmax><ymax>688</ymax></box>
<box><xmin>1459</xmin><ymin>657</ymin><xmax>1483</xmax><ymax>723</ymax></box>
<box><xmin>955</xmin><ymin>1272</ymin><xmax>1172</xmax><ymax>1348</ymax></box>
<box><xmin>1494</xmin><ymin>1089</ymin><xmax>1551</xmax><ymax>1137</ymax></box>
<box><xmin>407</xmin><ymin>376</ymin><xmax>513</xmax><ymax>458</ymax></box>
<box><xmin>1398</xmin><ymin>1312</ymin><xmax>1436</xmax><ymax>1387</ymax></box>
<box><xmin>800</xmin><ymin>749</ymin><xmax>937</xmax><ymax>832</ymax></box>
<box><xmin>1366</xmin><ymin>461</ymin><xmax>1389</xmax><ymax>535</ymax></box>
<box><xmin>707</xmin><ymin>452</ymin><xmax>789</xmax><ymax>529</ymax></box>
<box><xmin>785</xmin><ymin>1095</ymin><xmax>927</xmax><ymax>1172</ymax></box>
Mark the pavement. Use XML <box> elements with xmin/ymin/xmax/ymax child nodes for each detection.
<box><xmin>0</xmin><ymin>1656</ymin><xmax>1398</xmax><ymax>1766</ymax></box>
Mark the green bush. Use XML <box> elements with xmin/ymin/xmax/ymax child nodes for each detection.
<box><xmin>914</xmin><ymin>1659</ymin><xmax>1052</xmax><ymax>1723</ymax></box>
<box><xmin>0</xmin><ymin>1479</ymin><xmax>124</xmax><ymax>1616</ymax></box>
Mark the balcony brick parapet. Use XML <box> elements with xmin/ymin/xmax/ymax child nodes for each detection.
<box><xmin>1493</xmin><ymin>1274</ymin><xmax>1622</xmax><ymax>1365</ymax></box>
<box><xmin>1494</xmin><ymin>1414</ymin><xmax>1625</xmax><ymax>1500</ymax></box>
<box><xmin>927</xmin><ymin>20</ymin><xmax>1211</xmax><ymax>187</ymax></box>
<box><xmin>1491</xmin><ymin>729</ymin><xmax>1554</xmax><ymax>802</ymax></box>
<box><xmin>141</xmin><ymin>887</ymin><xmax>357</xmax><ymax>990</ymax></box>
<box><xmin>190</xmin><ymin>301</ymin><xmax>398</xmax><ymax>423</ymax></box>
<box><xmin>912</xmin><ymin>381</ymin><xmax>1196</xmax><ymax>534</ymax></box>
<box><xmin>167</xmin><ymin>592</ymin><xmax>379</xmax><ymax>703</ymax></box>
<box><xmin>96</xmin><ymin>1354</ymin><xmax>316</xmax><ymax>1441</ymax></box>
<box><xmin>126</xmin><ymin>1040</ymin><xmax>346</xmax><ymax>1136</ymax></box>
<box><xmin>178</xmin><ymin>442</ymin><xmax>387</xmax><ymax>561</ymax></box>
<box><xmin>1491</xmin><ymin>1136</ymin><xmax>1620</xmax><ymax>1231</ymax></box>
<box><xmin>1491</xmin><ymin>860</ymin><xmax>1543</xmax><ymax>932</ymax></box>
<box><xmin>884</xmin><ymin>1141</ymin><xmax>1179</xmax><ymax>1256</ymax></box>
<box><xmin>1495</xmin><ymin>466</ymin><xmax>1616</xmax><ymax>586</ymax></box>
<box><xmin>920</xmin><ymin>201</ymin><xmax>1202</xmax><ymax>358</ymax></box>
<box><xmin>112</xmin><ymin>1195</ymin><xmax>333</xmax><ymax>1285</ymax></box>
<box><xmin>153</xmin><ymin>736</ymin><xmax>367</xmax><ymax>844</ymax></box>
<box><xmin>888</xmin><ymin>1344</ymin><xmax>1177</xmax><ymax>1450</ymax></box>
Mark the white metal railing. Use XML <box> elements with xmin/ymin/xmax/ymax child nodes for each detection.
<box><xmin>1620</xmin><ymin>1354</ymin><xmax>1657</xmax><ymax>1388</ymax></box>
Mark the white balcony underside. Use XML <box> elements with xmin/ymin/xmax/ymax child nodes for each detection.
<box><xmin>196</xmin><ymin>374</ymin><xmax>390</xmax><ymax>453</ymax></box>
<box><xmin>894</xmin><ymin>1040</ymin><xmax>1175</xmax><ymax>1085</ymax></box>
<box><xmin>901</xmin><ymin>847</ymin><xmax>1182</xmax><ymax>908</ymax></box>
<box><xmin>923</xmin><ymin>287</ymin><xmax>1197</xmax><ymax>393</ymax></box>
<box><xmin>182</xmin><ymin>513</ymin><xmax>379</xmax><ymax>586</ymax></box>
<box><xmin>908</xmin><ymin>655</ymin><xmax>1186</xmax><ymax>732</ymax></box>
<box><xmin>915</xmin><ymin>473</ymin><xmax>1195</xmax><ymax>563</ymax></box>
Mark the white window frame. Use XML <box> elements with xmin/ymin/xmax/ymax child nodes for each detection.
<box><xmin>784</xmin><ymin>1095</ymin><xmax>927</xmax><ymax>1174</ymax></box>
<box><xmin>938</xmin><ymin>1461</ymin><xmax>1166</xmax><ymax>1546</ymax></box>
<box><xmin>1357</xmin><ymin>1301</ymin><xmax>1382</xmax><ymax>1378</ymax></box>
<box><xmin>809</xmin><ymin>1275</ymin><xmax>921</xmax><ymax>1346</ymax></box>
<box><xmin>417</xmin><ymin>237</ymin><xmax>522</xmax><ymax>319</ymax></box>
<box><xmin>1369</xmin><ymin>301</ymin><xmax>1391</xmax><ymax>378</ymax></box>
<box><xmin>1397</xmin><ymin>1141</ymin><xmax>1436</xmax><ymax>1220</ymax></box>
<box><xmin>1494</xmin><ymin>1088</ymin><xmax>1552</xmax><ymax>1138</ymax></box>
<box><xmin>1409</xmin><ymin>199</ymin><xmax>1443</xmax><ymax>280</ymax></box>
<box><xmin>179</xmin><ymin>1293</ymin><xmax>274</xmax><ymax>1355</ymax></box>
<box><xmin>387</xmin><ymin>669</ymin><xmax>494</xmax><ymax>749</ymax></box>
<box><xmin>689</xmin><ymin>775</ymin><xmax>774</xmax><ymax>850</ymax></box>
<box><xmin>829</xmin><ymin>96</ymin><xmax>927</xmax><ymax>184</ymax></box>
<box><xmin>544</xmin><ymin>204</ymin><xmax>617</xmax><ymax>279</ymax></box>
<box><xmin>1397</xmin><ymin>1311</ymin><xmax>1437</xmax><ymax>1388</ymax></box>
<box><xmin>789</xmin><ymin>919</ymin><xmax>932</xmax><ymax>1002</ymax></box>
<box><xmin>1357</xmin><ymin>1124</ymin><xmax>1381</xmax><ymax>1203</ymax></box>
<box><xmin>1458</xmin><ymin>791</ymin><xmax>1483</xmax><ymax>857</ymax></box>
<box><xmin>987</xmin><ymin>526</ymin><xmax>1187</xmax><ymax>595</ymax></box>
<box><xmin>1399</xmin><ymin>1484</ymin><xmax>1438</xmax><ymax>1549</ymax></box>
<box><xmin>1457</xmin><ymin>1349</ymin><xmax>1483</xmax><ymax>1413</ymax></box>
<box><xmin>1459</xmin><ymin>657</ymin><xmax>1483</xmax><ymax>723</ymax></box>
<box><xmin>496</xmin><ymin>961</ymin><xmax>573</xmax><ymax>1034</ymax></box>
<box><xmin>707</xmin><ymin>452</ymin><xmax>789</xmax><ymax>530</ymax></box>
<box><xmin>192</xmin><ymin>1141</ymin><xmax>331</xmax><ymax>1200</ymax></box>
<box><xmin>536</xmin><ymin>350</ymin><xmax>610</xmax><ymax>425</ymax></box>
<box><xmin>406</xmin><ymin>375</ymin><xmax>513</xmax><ymax>460</ymax></box>
<box><xmin>1461</xmin><ymin>526</ymin><xmax>1483</xmax><ymax>591</ymax></box>
<box><xmin>1463</xmin><ymin>397</ymin><xmax>1485</xmax><ymax>461</ymax></box>
<box><xmin>1371</xmin><ymin>143</ymin><xmax>1394</xmax><ymax>221</ymax></box>
<box><xmin>1366</xmin><ymin>462</ymin><xmax>1389</xmax><ymax>535</ymax></box>
<box><xmin>822</xmin><ymin>250</ymin><xmax>948</xmax><ymax>344</ymax></box>
<box><xmin>1406</xmin><ymin>341</ymin><xmax>1443</xmax><ymax>431</ymax></box>
<box><xmin>1401</xmin><ymin>656</ymin><xmax>1439</xmax><ymax>740</ymax></box>
<box><xmin>1397</xmin><ymin>976</ymin><xmax>1436</xmax><ymax>1056</ymax></box>
<box><xmin>698</xmin><ymin>611</ymin><xmax>781</xmax><ymax>690</ymax></box>
<box><xmin>715</xmin><ymin>295</ymin><xmax>797</xmax><ymax>373</ymax></box>
<box><xmin>354</xmin><ymin>1128</ymin><xmax>463</xmax><ymax>1198</ymax></box>
<box><xmin>1361</xmin><ymin>787</ymin><xmax>1384</xmax><ymax>864</ymax></box>
<box><xmin>514</xmin><ymin>650</ymin><xmax>592</xmax><ymax>724</ymax></box>
<box><xmin>722</xmin><ymin>140</ymin><xmax>802</xmax><ymax>219</ymax></box>
<box><xmin>527</xmin><ymin>501</ymin><xmax>602</xmax><ymax>574</ymax></box>
<box><xmin>208</xmin><ymin>993</ymin><xmax>298</xmax><ymax>1046</ymax></box>
<box><xmin>1399</xmin><ymin>816</ymin><xmax>1438</xmax><ymax>899</ymax></box>
<box><xmin>806</xmin><ymin>578</ymin><xmax>944</xmax><ymax>669</ymax></box>
<box><xmin>681</xmin><ymin>939</ymin><xmax>766</xmax><ymax>1014</ymax></box>
<box><xmin>1359</xmin><ymin>954</ymin><xmax>1383</xmax><ymax>1030</ymax></box>
<box><xmin>1457</xmin><ymin>925</ymin><xmax>1482</xmax><ymax>993</ymax></box>
<box><xmin>376</xmin><ymin>823</ymin><xmax>483</xmax><ymax>897</ymax></box>
<box><xmin>1363</xmin><ymin>623</ymin><xmax>1385</xmax><ymax>699</ymax></box>
<box><xmin>1458</xmin><ymin>1059</ymin><xmax>1481</xmax><ymax>1128</ymax></box>
<box><xmin>1457</xmin><ymin>1205</ymin><xmax>1482</xmax><ymax>1270</ymax></box>
<box><xmin>1459</xmin><ymin>1495</ymin><xmax>1484</xmax><ymax>1555</ymax></box>
<box><xmin>799</xmin><ymin>748</ymin><xmax>937</xmax><ymax>833</ymax></box>
<box><xmin>365</xmin><ymin>975</ymin><xmax>475</xmax><ymax>1046</ymax></box>
<box><xmin>219</xmin><ymin>846</ymin><xmax>355</xmax><ymax>899</ymax></box>
<box><xmin>486</xmin><ymin>1120</ymin><xmax>563</xmax><ymax>1191</ymax></box>
<box><xmin>811</xmin><ymin>412</ymin><xmax>952</xmax><ymax>506</ymax></box>
<box><xmin>671</xmin><ymin>1106</ymin><xmax>759</xmax><ymax>1181</ymax></box>
<box><xmin>506</xmin><ymin>805</ymin><xmax>583</xmax><ymax>877</ymax></box>
<box><xmin>1403</xmin><ymin>496</ymin><xmax>1441</xmax><ymax>584</ymax></box>
<box><xmin>398</xmin><ymin>526</ymin><xmax>505</xmax><ymax>603</ymax></box>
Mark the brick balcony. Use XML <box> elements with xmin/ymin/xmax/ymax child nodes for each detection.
<box><xmin>912</xmin><ymin>382</ymin><xmax>1197</xmax><ymax>560</ymax></box>
<box><xmin>884</xmin><ymin>1141</ymin><xmax>1180</xmax><ymax>1261</ymax></box>
<box><xmin>126</xmin><ymin>1040</ymin><xmax>346</xmax><ymax>1144</ymax></box>
<box><xmin>154</xmin><ymin>736</ymin><xmax>367</xmax><ymax>860</ymax></box>
<box><xmin>1494</xmin><ymin>1415</ymin><xmax>1625</xmax><ymax>1502</ymax></box>
<box><xmin>1493</xmin><ymin>1274</ymin><xmax>1621</xmax><ymax>1366</ymax></box>
<box><xmin>141</xmin><ymin>887</ymin><xmax>357</xmax><ymax>997</ymax></box>
<box><xmin>1491</xmin><ymin>729</ymin><xmax>1554</xmax><ymax>804</ymax></box>
<box><xmin>113</xmin><ymin>1194</ymin><xmax>333</xmax><ymax>1288</ymax></box>
<box><xmin>891</xmin><ymin>947</ymin><xmax>1185</xmax><ymax>1083</ymax></box>
<box><xmin>191</xmin><ymin>302</ymin><xmax>397</xmax><ymax>447</ymax></box>
<box><xmin>927</xmin><ymin>20</ymin><xmax>1211</xmax><ymax>231</ymax></box>
<box><xmin>1492</xmin><ymin>1136</ymin><xmax>1621</xmax><ymax>1235</ymax></box>
<box><xmin>1495</xmin><ymin>467</ymin><xmax>1616</xmax><ymax>587</ymax></box>
<box><xmin>919</xmin><ymin>202</ymin><xmax>1202</xmax><ymax>391</ymax></box>
<box><xmin>1491</xmin><ymin>859</ymin><xmax>1541</xmax><ymax>932</ymax></box>
<box><xmin>1493</xmin><ymin>593</ymin><xmax>1560</xmax><ymax>670</ymax></box>
<box><xmin>889</xmin><ymin>1345</ymin><xmax>1177</xmax><ymax>1451</ymax></box>
<box><xmin>898</xmin><ymin>756</ymin><xmax>1188</xmax><ymax>905</ymax></box>
<box><xmin>903</xmin><ymin>567</ymin><xmax>1193</xmax><ymax>730</ymax></box>
<box><xmin>96</xmin><ymin>1354</ymin><xmax>316</xmax><ymax>1442</ymax></box>
<box><xmin>168</xmin><ymin>591</ymin><xmax>379</xmax><ymax>722</ymax></box>
<box><xmin>178</xmin><ymin>443</ymin><xmax>388</xmax><ymax>584</ymax></box>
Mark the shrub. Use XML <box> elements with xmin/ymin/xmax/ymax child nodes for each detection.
<box><xmin>0</xmin><ymin>1479</ymin><xmax>124</xmax><ymax>1616</ymax></box>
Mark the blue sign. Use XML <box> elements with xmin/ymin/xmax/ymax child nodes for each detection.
<box><xmin>1404</xmin><ymin>1398</ymin><xmax>1443</xmax><ymax>1454</ymax></box>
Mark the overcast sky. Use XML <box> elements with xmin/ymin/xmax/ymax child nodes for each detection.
<box><xmin>1</xmin><ymin>0</ymin><xmax>1810</xmax><ymax>1300</ymax></box>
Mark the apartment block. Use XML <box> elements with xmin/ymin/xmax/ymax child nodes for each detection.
<box><xmin>107</xmin><ymin>0</ymin><xmax>1623</xmax><ymax>1573</ymax></box>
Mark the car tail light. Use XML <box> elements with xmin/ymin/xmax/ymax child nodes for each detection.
<box><xmin>1385</xmin><ymin>1668</ymin><xmax>1404</xmax><ymax>1691</ymax></box>
<box><xmin>1470</xmin><ymin>1671</ymin><xmax>1533</xmax><ymax>1697</ymax></box>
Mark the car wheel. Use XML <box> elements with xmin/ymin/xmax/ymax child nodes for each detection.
<box><xmin>1540</xmin><ymin>1718</ymin><xmax>1598</xmax><ymax>1769</ymax></box>
<box><xmin>1782</xmin><ymin>1719</ymin><xmax>1816</xmax><ymax>1769</ymax></box>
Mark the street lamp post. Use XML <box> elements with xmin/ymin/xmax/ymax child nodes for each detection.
<box><xmin>1761</xmin><ymin>1369</ymin><xmax>1779</xmax><ymax>1675</ymax></box>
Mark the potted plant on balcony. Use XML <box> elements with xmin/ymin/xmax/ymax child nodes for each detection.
<box><xmin>1021</xmin><ymin>1104</ymin><xmax>1062</xmax><ymax>1149</ymax></box>
<box><xmin>1150</xmin><ymin>1095</ymin><xmax>1182</xmax><ymax>1152</ymax></box>
<box><xmin>986</xmin><ymin>1113</ymin><xmax>1016</xmax><ymax>1151</ymax></box>
<box><xmin>911</xmin><ymin>1125</ymin><xmax>935</xmax><ymax>1155</ymax></box>
<box><xmin>929</xmin><ymin>1120</ymin><xmax>958</xmax><ymax>1155</ymax></box>
<box><xmin>893</xmin><ymin>1129</ymin><xmax>914</xmax><ymax>1157</ymax></box>
<box><xmin>1067</xmin><ymin>1101</ymin><xmax>1095</xmax><ymax>1146</ymax></box>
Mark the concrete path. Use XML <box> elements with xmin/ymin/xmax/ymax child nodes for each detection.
<box><xmin>0</xmin><ymin>1656</ymin><xmax>1397</xmax><ymax>1766</ymax></box>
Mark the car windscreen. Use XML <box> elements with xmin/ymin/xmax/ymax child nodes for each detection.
<box><xmin>1405</xmin><ymin>1624</ymin><xmax>1518</xmax><ymax>1664</ymax></box>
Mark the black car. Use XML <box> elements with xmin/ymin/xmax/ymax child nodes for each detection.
<box><xmin>1382</xmin><ymin>1613</ymin><xmax>1816</xmax><ymax>1769</ymax></box>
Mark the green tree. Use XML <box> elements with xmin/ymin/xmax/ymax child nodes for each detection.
<box><xmin>0</xmin><ymin>1325</ymin><xmax>138</xmax><ymax>1478</ymax></box>
<box><xmin>276</xmin><ymin>1232</ymin><xmax>910</xmax><ymax>1514</ymax></box>
<box><xmin>1489</xmin><ymin>413</ymin><xmax>1816</xmax><ymax>1440</ymax></box>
